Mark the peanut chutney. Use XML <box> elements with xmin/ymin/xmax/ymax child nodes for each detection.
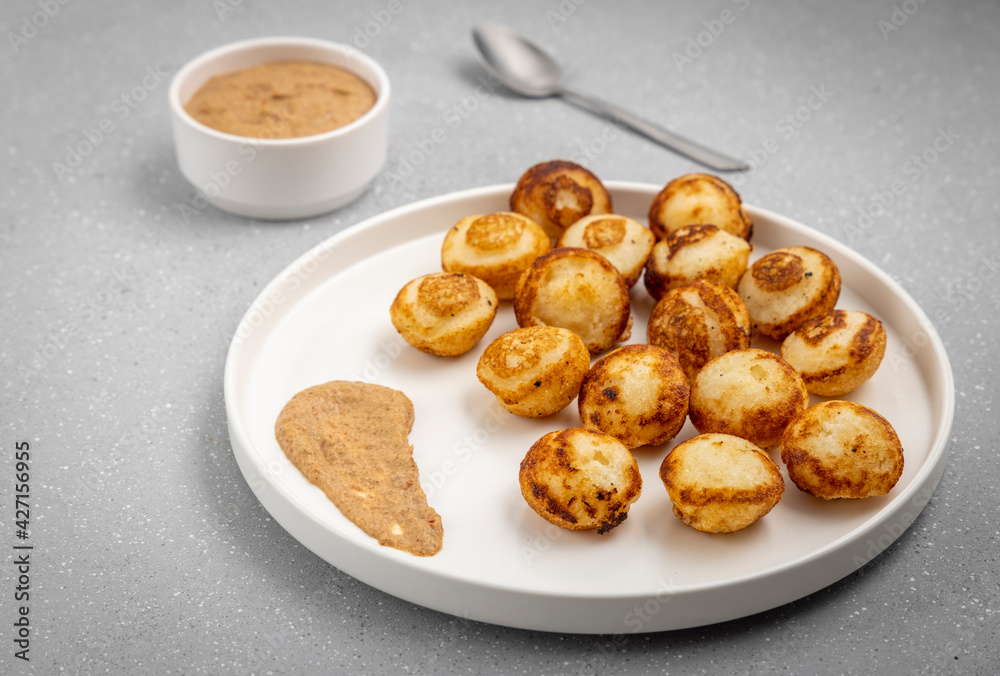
<box><xmin>275</xmin><ymin>381</ymin><xmax>443</xmax><ymax>557</ymax></box>
<box><xmin>185</xmin><ymin>60</ymin><xmax>376</xmax><ymax>138</ymax></box>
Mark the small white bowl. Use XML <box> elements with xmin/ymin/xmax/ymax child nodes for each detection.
<box><xmin>170</xmin><ymin>36</ymin><xmax>390</xmax><ymax>220</ymax></box>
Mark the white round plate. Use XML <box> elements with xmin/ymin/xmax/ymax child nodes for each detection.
<box><xmin>224</xmin><ymin>182</ymin><xmax>954</xmax><ymax>634</ymax></box>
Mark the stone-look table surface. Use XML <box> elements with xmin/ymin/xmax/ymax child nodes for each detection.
<box><xmin>2</xmin><ymin>0</ymin><xmax>997</xmax><ymax>673</ymax></box>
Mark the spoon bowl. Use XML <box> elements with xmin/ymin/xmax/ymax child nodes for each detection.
<box><xmin>472</xmin><ymin>23</ymin><xmax>563</xmax><ymax>98</ymax></box>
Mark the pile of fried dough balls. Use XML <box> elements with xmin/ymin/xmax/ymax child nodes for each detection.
<box><xmin>390</xmin><ymin>160</ymin><xmax>901</xmax><ymax>538</ymax></box>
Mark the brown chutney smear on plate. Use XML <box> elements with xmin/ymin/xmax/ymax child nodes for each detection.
<box><xmin>274</xmin><ymin>381</ymin><xmax>443</xmax><ymax>556</ymax></box>
<box><xmin>185</xmin><ymin>60</ymin><xmax>376</xmax><ymax>138</ymax></box>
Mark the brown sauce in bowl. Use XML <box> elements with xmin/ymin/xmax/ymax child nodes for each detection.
<box><xmin>185</xmin><ymin>60</ymin><xmax>376</xmax><ymax>138</ymax></box>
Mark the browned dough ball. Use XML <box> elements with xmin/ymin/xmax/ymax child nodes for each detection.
<box><xmin>476</xmin><ymin>326</ymin><xmax>590</xmax><ymax>418</ymax></box>
<box><xmin>647</xmin><ymin>279</ymin><xmax>751</xmax><ymax>381</ymax></box>
<box><xmin>688</xmin><ymin>348</ymin><xmax>809</xmax><ymax>450</ymax></box>
<box><xmin>557</xmin><ymin>213</ymin><xmax>655</xmax><ymax>287</ymax></box>
<box><xmin>577</xmin><ymin>344</ymin><xmax>690</xmax><ymax>449</ymax></box>
<box><xmin>519</xmin><ymin>427</ymin><xmax>642</xmax><ymax>533</ymax></box>
<box><xmin>441</xmin><ymin>211</ymin><xmax>550</xmax><ymax>300</ymax></box>
<box><xmin>781</xmin><ymin>310</ymin><xmax>887</xmax><ymax>396</ymax></box>
<box><xmin>389</xmin><ymin>272</ymin><xmax>498</xmax><ymax>356</ymax></box>
<box><xmin>643</xmin><ymin>224</ymin><xmax>751</xmax><ymax>300</ymax></box>
<box><xmin>781</xmin><ymin>400</ymin><xmax>904</xmax><ymax>499</ymax></box>
<box><xmin>510</xmin><ymin>160</ymin><xmax>613</xmax><ymax>243</ymax></box>
<box><xmin>737</xmin><ymin>246</ymin><xmax>841</xmax><ymax>340</ymax></box>
<box><xmin>513</xmin><ymin>247</ymin><xmax>631</xmax><ymax>354</ymax></box>
<box><xmin>660</xmin><ymin>433</ymin><xmax>784</xmax><ymax>533</ymax></box>
<box><xmin>647</xmin><ymin>173</ymin><xmax>752</xmax><ymax>241</ymax></box>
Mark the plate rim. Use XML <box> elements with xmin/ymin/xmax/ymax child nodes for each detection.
<box><xmin>224</xmin><ymin>181</ymin><xmax>955</xmax><ymax>631</ymax></box>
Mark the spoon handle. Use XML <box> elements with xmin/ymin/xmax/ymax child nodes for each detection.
<box><xmin>559</xmin><ymin>88</ymin><xmax>749</xmax><ymax>172</ymax></box>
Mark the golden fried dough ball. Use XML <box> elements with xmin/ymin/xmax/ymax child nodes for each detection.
<box><xmin>647</xmin><ymin>173</ymin><xmax>752</xmax><ymax>241</ymax></box>
<box><xmin>441</xmin><ymin>212</ymin><xmax>550</xmax><ymax>299</ymax></box>
<box><xmin>519</xmin><ymin>427</ymin><xmax>642</xmax><ymax>533</ymax></box>
<box><xmin>647</xmin><ymin>279</ymin><xmax>751</xmax><ymax>381</ymax></box>
<box><xmin>737</xmin><ymin>246</ymin><xmax>841</xmax><ymax>340</ymax></box>
<box><xmin>510</xmin><ymin>160</ymin><xmax>613</xmax><ymax>243</ymax></box>
<box><xmin>390</xmin><ymin>273</ymin><xmax>498</xmax><ymax>356</ymax></box>
<box><xmin>514</xmin><ymin>247</ymin><xmax>631</xmax><ymax>354</ymax></box>
<box><xmin>660</xmin><ymin>433</ymin><xmax>783</xmax><ymax>533</ymax></box>
<box><xmin>557</xmin><ymin>214</ymin><xmax>655</xmax><ymax>288</ymax></box>
<box><xmin>689</xmin><ymin>348</ymin><xmax>808</xmax><ymax>450</ymax></box>
<box><xmin>643</xmin><ymin>224</ymin><xmax>751</xmax><ymax>300</ymax></box>
<box><xmin>781</xmin><ymin>310</ymin><xmax>887</xmax><ymax>396</ymax></box>
<box><xmin>781</xmin><ymin>401</ymin><xmax>904</xmax><ymax>499</ymax></box>
<box><xmin>577</xmin><ymin>344</ymin><xmax>689</xmax><ymax>449</ymax></box>
<box><xmin>476</xmin><ymin>326</ymin><xmax>590</xmax><ymax>418</ymax></box>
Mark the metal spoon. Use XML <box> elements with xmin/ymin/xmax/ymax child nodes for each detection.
<box><xmin>472</xmin><ymin>23</ymin><xmax>748</xmax><ymax>171</ymax></box>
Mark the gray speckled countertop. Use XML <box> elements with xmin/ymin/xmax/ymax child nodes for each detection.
<box><xmin>2</xmin><ymin>0</ymin><xmax>998</xmax><ymax>673</ymax></box>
